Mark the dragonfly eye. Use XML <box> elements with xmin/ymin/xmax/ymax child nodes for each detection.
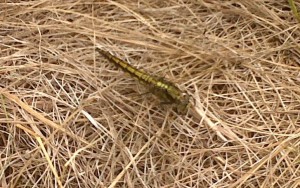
<box><xmin>174</xmin><ymin>93</ymin><xmax>190</xmax><ymax>114</ymax></box>
<box><xmin>182</xmin><ymin>93</ymin><xmax>190</xmax><ymax>102</ymax></box>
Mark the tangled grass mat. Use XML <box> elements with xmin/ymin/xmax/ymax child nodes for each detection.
<box><xmin>1</xmin><ymin>1</ymin><xmax>300</xmax><ymax>187</ymax></box>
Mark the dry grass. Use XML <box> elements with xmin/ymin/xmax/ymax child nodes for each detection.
<box><xmin>1</xmin><ymin>0</ymin><xmax>300</xmax><ymax>187</ymax></box>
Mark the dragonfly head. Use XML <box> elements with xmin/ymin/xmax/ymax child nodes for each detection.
<box><xmin>175</xmin><ymin>92</ymin><xmax>191</xmax><ymax>114</ymax></box>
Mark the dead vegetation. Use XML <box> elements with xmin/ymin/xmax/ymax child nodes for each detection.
<box><xmin>1</xmin><ymin>0</ymin><xmax>300</xmax><ymax>187</ymax></box>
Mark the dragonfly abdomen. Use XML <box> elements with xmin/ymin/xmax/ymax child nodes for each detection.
<box><xmin>97</xmin><ymin>49</ymin><xmax>157</xmax><ymax>85</ymax></box>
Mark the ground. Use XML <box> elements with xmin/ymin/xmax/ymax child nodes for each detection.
<box><xmin>1</xmin><ymin>0</ymin><xmax>300</xmax><ymax>187</ymax></box>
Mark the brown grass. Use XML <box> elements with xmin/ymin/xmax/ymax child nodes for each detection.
<box><xmin>1</xmin><ymin>0</ymin><xmax>300</xmax><ymax>187</ymax></box>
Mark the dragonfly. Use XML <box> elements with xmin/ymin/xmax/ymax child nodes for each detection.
<box><xmin>97</xmin><ymin>48</ymin><xmax>190</xmax><ymax>114</ymax></box>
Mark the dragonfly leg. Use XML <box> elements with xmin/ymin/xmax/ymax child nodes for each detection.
<box><xmin>159</xmin><ymin>100</ymin><xmax>174</xmax><ymax>105</ymax></box>
<box><xmin>140</xmin><ymin>91</ymin><xmax>151</xmax><ymax>96</ymax></box>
